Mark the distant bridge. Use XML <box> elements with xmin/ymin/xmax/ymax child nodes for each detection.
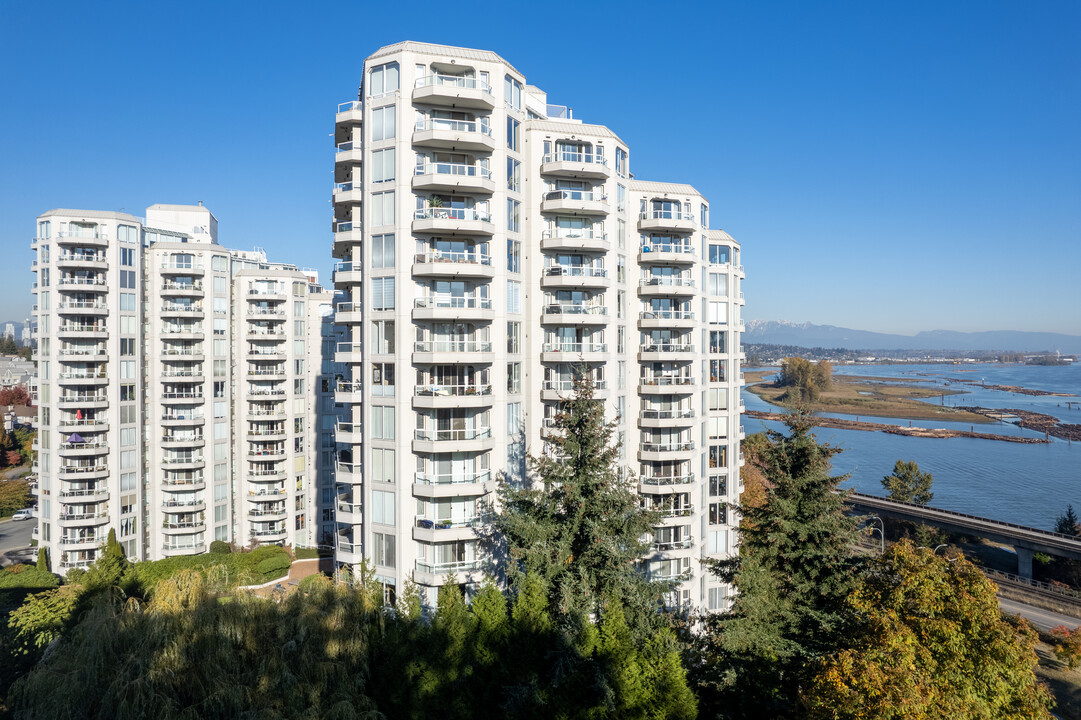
<box><xmin>845</xmin><ymin>492</ymin><xmax>1081</xmax><ymax>578</ymax></box>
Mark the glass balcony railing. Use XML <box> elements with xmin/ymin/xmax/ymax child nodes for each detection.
<box><xmin>544</xmin><ymin>189</ymin><xmax>607</xmax><ymax>202</ymax></box>
<box><xmin>414</xmin><ymin>340</ymin><xmax>492</xmax><ymax>353</ymax></box>
<box><xmin>541</xmin><ymin>342</ymin><xmax>608</xmax><ymax>353</ymax></box>
<box><xmin>414</xmin><ymin>251</ymin><xmax>492</xmax><ymax>266</ymax></box>
<box><xmin>415</xmin><ymin>296</ymin><xmax>492</xmax><ymax>310</ymax></box>
<box><xmin>414</xmin><ymin>208</ymin><xmax>492</xmax><ymax>222</ymax></box>
<box><xmin>414</xmin><ymin>427</ymin><xmax>492</xmax><ymax>442</ymax></box>
<box><xmin>544</xmin><ymin>266</ymin><xmax>606</xmax><ymax>278</ymax></box>
<box><xmin>415</xmin><ymin>74</ymin><xmax>492</xmax><ymax>93</ymax></box>
<box><xmin>543</xmin><ymin>151</ymin><xmax>608</xmax><ymax>166</ymax></box>
<box><xmin>543</xmin><ymin>304</ymin><xmax>607</xmax><ymax>316</ymax></box>
<box><xmin>414</xmin><ymin>470</ymin><xmax>492</xmax><ymax>485</ymax></box>
<box><xmin>415</xmin><ymin>383</ymin><xmax>493</xmax><ymax>398</ymax></box>
<box><xmin>415</xmin><ymin>118</ymin><xmax>491</xmax><ymax>135</ymax></box>
<box><xmin>641</xmin><ymin>209</ymin><xmax>695</xmax><ymax>222</ymax></box>
<box><xmin>415</xmin><ymin>162</ymin><xmax>492</xmax><ymax>179</ymax></box>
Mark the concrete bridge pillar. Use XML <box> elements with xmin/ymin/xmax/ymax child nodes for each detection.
<box><xmin>1016</xmin><ymin>547</ymin><xmax>1034</xmax><ymax>579</ymax></box>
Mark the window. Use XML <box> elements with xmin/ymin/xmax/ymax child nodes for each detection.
<box><xmin>372</xmin><ymin>148</ymin><xmax>396</xmax><ymax>183</ymax></box>
<box><xmin>120</xmin><ymin>248</ymin><xmax>134</xmax><ymax>266</ymax></box>
<box><xmin>506</xmin><ymin>157</ymin><xmax>520</xmax><ymax>192</ymax></box>
<box><xmin>372</xmin><ymin>234</ymin><xmax>395</xmax><ymax>268</ymax></box>
<box><xmin>708</xmin><ymin>387</ymin><xmax>728</xmax><ymax>411</ymax></box>
<box><xmin>120</xmin><ymin>405</ymin><xmax>137</xmax><ymax>423</ymax></box>
<box><xmin>214</xmin><ymin>276</ymin><xmax>227</xmax><ymax>294</ymax></box>
<box><xmin>121</xmin><ymin>384</ymin><xmax>135</xmax><ymax>402</ymax></box>
<box><xmin>507</xmin><ymin>280</ymin><xmax>521</xmax><ymax>314</ymax></box>
<box><xmin>709</xmin><ymin>331</ymin><xmax>726</xmax><ymax>354</ymax></box>
<box><xmin>212</xmin><ymin>256</ymin><xmax>228</xmax><ymax>271</ymax></box>
<box><xmin>372</xmin><ymin>406</ymin><xmax>395</xmax><ymax>440</ymax></box>
<box><xmin>507</xmin><ymin>240</ymin><xmax>520</xmax><ymax>273</ymax></box>
<box><xmin>369</xmin><ymin>63</ymin><xmax>399</xmax><ymax>98</ymax></box>
<box><xmin>709</xmin><ymin>445</ymin><xmax>727</xmax><ymax>469</ymax></box>
<box><xmin>700</xmin><ymin>204</ymin><xmax>708</xmax><ymax>227</ymax></box>
<box><xmin>507</xmin><ymin>321</ymin><xmax>520</xmax><ymax>353</ymax></box>
<box><xmin>708</xmin><ymin>586</ymin><xmax>728</xmax><ymax>611</ymax></box>
<box><xmin>617</xmin><ymin>219</ymin><xmax>626</xmax><ymax>249</ymax></box>
<box><xmin>294</xmin><ymin>378</ymin><xmax>305</xmax><ymax>395</ymax></box>
<box><xmin>617</xmin><ymin>256</ymin><xmax>625</xmax><ymax>284</ymax></box>
<box><xmin>709</xmin><ymin>502</ymin><xmax>728</xmax><ymax>525</ymax></box>
<box><xmin>372</xmin><ymin>362</ymin><xmax>395</xmax><ymax>396</ymax></box>
<box><xmin>504</xmin><ymin>75</ymin><xmax>522</xmax><ymax>110</ymax></box>
<box><xmin>371</xmin><ymin>447</ymin><xmax>395</xmax><ymax>483</ymax></box>
<box><xmin>372</xmin><ymin>490</ymin><xmax>396</xmax><ymax>525</ymax></box>
<box><xmin>120</xmin><ymin>270</ymin><xmax>136</xmax><ymax>289</ymax></box>
<box><xmin>507</xmin><ymin>401</ymin><xmax>521</xmax><ymax>434</ymax></box>
<box><xmin>117</xmin><ymin>224</ymin><xmax>138</xmax><ymax>243</ymax></box>
<box><xmin>506</xmin><ymin>199</ymin><xmax>520</xmax><ymax>233</ymax></box>
<box><xmin>372</xmin><ymin>277</ymin><xmax>395</xmax><ymax>311</ymax></box>
<box><xmin>709</xmin><ymin>475</ymin><xmax>728</xmax><ymax>497</ymax></box>
<box><xmin>371</xmin><ymin>191</ymin><xmax>395</xmax><ymax>227</ymax></box>
<box><xmin>615</xmin><ymin>148</ymin><xmax>627</xmax><ymax>178</ymax></box>
<box><xmin>708</xmin><ymin>272</ymin><xmax>727</xmax><ymax>297</ymax></box>
<box><xmin>507</xmin><ymin>363</ymin><xmax>521</xmax><ymax>393</ymax></box>
<box><xmin>506</xmin><ymin>117</ymin><xmax>520</xmax><ymax>151</ymax></box>
<box><xmin>371</xmin><ymin>105</ymin><xmax>396</xmax><ymax>141</ymax></box>
<box><xmin>372</xmin><ymin>320</ymin><xmax>395</xmax><ymax>353</ymax></box>
<box><xmin>617</xmin><ymin>184</ymin><xmax>626</xmax><ymax>213</ymax></box>
<box><xmin>372</xmin><ymin>531</ymin><xmax>396</xmax><ymax>568</ymax></box>
<box><xmin>709</xmin><ymin>244</ymin><xmax>730</xmax><ymax>265</ymax></box>
<box><xmin>708</xmin><ymin>301</ymin><xmax>727</xmax><ymax>325</ymax></box>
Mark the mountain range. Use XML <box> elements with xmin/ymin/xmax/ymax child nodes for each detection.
<box><xmin>745</xmin><ymin>320</ymin><xmax>1081</xmax><ymax>354</ymax></box>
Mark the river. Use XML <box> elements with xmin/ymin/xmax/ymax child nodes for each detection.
<box><xmin>741</xmin><ymin>362</ymin><xmax>1081</xmax><ymax>530</ymax></box>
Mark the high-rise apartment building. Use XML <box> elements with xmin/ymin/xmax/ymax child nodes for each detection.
<box><xmin>331</xmin><ymin>42</ymin><xmax>745</xmax><ymax>611</ymax></box>
<box><xmin>31</xmin><ymin>204</ymin><xmax>344</xmax><ymax>569</ymax></box>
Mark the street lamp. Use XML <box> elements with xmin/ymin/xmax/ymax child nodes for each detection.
<box><xmin>865</xmin><ymin>515</ymin><xmax>885</xmax><ymax>554</ymax></box>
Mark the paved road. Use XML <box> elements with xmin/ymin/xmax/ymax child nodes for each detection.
<box><xmin>0</xmin><ymin>517</ymin><xmax>37</xmax><ymax>558</ymax></box>
<box><xmin>1000</xmin><ymin>597</ymin><xmax>1081</xmax><ymax>633</ymax></box>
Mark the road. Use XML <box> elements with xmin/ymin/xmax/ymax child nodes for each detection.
<box><xmin>1000</xmin><ymin>597</ymin><xmax>1081</xmax><ymax>633</ymax></box>
<box><xmin>0</xmin><ymin>517</ymin><xmax>38</xmax><ymax>563</ymax></box>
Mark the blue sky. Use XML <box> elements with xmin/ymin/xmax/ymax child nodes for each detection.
<box><xmin>1</xmin><ymin>0</ymin><xmax>1078</xmax><ymax>335</ymax></box>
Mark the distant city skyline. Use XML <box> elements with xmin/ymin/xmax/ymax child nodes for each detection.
<box><xmin>1</xmin><ymin>0</ymin><xmax>1078</xmax><ymax>335</ymax></box>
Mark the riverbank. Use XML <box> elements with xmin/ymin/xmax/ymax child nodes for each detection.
<box><xmin>745</xmin><ymin>373</ymin><xmax>992</xmax><ymax>424</ymax></box>
<box><xmin>959</xmin><ymin>407</ymin><xmax>1081</xmax><ymax>442</ymax></box>
<box><xmin>745</xmin><ymin>410</ymin><xmax>1051</xmax><ymax>443</ymax></box>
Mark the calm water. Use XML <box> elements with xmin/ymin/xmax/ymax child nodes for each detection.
<box><xmin>742</xmin><ymin>362</ymin><xmax>1081</xmax><ymax>530</ymax></box>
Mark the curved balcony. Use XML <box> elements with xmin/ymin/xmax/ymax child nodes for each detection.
<box><xmin>57</xmin><ymin>300</ymin><xmax>108</xmax><ymax>316</ymax></box>
<box><xmin>639</xmin><ymin>409</ymin><xmax>696</xmax><ymax>428</ymax></box>
<box><xmin>638</xmin><ymin>211</ymin><xmax>697</xmax><ymax>234</ymax></box>
<box><xmin>58</xmin><ymin>511</ymin><xmax>109</xmax><ymax>527</ymax></box>
<box><xmin>161</xmin><ymin>304</ymin><xmax>204</xmax><ymax>318</ymax></box>
<box><xmin>336</xmin><ymin>540</ymin><xmax>363</xmax><ymax>565</ymax></box>
<box><xmin>161</xmin><ymin>479</ymin><xmax>206</xmax><ymax>492</ymax></box>
<box><xmin>540</xmin><ymin>304</ymin><xmax>609</xmax><ymax>326</ymax></box>
<box><xmin>333</xmin><ymin>301</ymin><xmax>362</xmax><ymax>325</ymax></box>
<box><xmin>412</xmin><ymin>427</ymin><xmax>493</xmax><ymax>454</ymax></box>
<box><xmin>162</xmin><ymin>348</ymin><xmax>204</xmax><ymax>362</ymax></box>
<box><xmin>58</xmin><ymin>441</ymin><xmax>109</xmax><ymax>458</ymax></box>
<box><xmin>246</xmin><ymin>349</ymin><xmax>285</xmax><ymax>362</ymax></box>
<box><xmin>412</xmin><ymin>471</ymin><xmax>494</xmax><ymax>499</ymax></box>
<box><xmin>334</xmin><ymin>100</ymin><xmax>363</xmax><ymax>126</ymax></box>
<box><xmin>413</xmin><ymin>516</ymin><xmax>481</xmax><ymax>543</ymax></box>
<box><xmin>540</xmin><ymin>152</ymin><xmax>611</xmax><ymax>180</ymax></box>
<box><xmin>412</xmin><ymin>251</ymin><xmax>495</xmax><ymax>279</ymax></box>
<box><xmin>159</xmin><ymin>263</ymin><xmax>205</xmax><ymax>277</ymax></box>
<box><xmin>56</xmin><ymin>253</ymin><xmax>107</xmax><ymax>271</ymax></box>
<box><xmin>540</xmin><ymin>189</ymin><xmax>610</xmax><ymax>216</ymax></box>
<box><xmin>639</xmin><ymin>376</ymin><xmax>697</xmax><ymax>394</ymax></box>
<box><xmin>413</xmin><ymin>118</ymin><xmax>496</xmax><ymax>153</ymax></box>
<box><xmin>412</xmin><ymin>208</ymin><xmax>495</xmax><ymax>236</ymax></box>
<box><xmin>160</xmin><ymin>413</ymin><xmax>205</xmax><ymax>427</ymax></box>
<box><xmin>247</xmin><ymin>507</ymin><xmax>289</xmax><ymax>523</ymax></box>
<box><xmin>638</xmin><ymin>441</ymin><xmax>696</xmax><ymax>462</ymax></box>
<box><xmin>413</xmin><ymin>383</ymin><xmax>493</xmax><ymax>409</ymax></box>
<box><xmin>161</xmin><ymin>434</ymin><xmax>205</xmax><ymax>449</ymax></box>
<box><xmin>638</xmin><ymin>278</ymin><xmax>696</xmax><ymax>296</ymax></box>
<box><xmin>638</xmin><ymin>310</ymin><xmax>695</xmax><ymax>329</ymax></box>
<box><xmin>160</xmin><ymin>371</ymin><xmax>204</xmax><ymax>384</ymax></box>
<box><xmin>638</xmin><ymin>245</ymin><xmax>696</xmax><ymax>265</ymax></box>
<box><xmin>57</xmin><ymin>372</ymin><xmax>107</xmax><ymax>386</ymax></box>
<box><xmin>413</xmin><ymin>559</ymin><xmax>483</xmax><ymax>587</ymax></box>
<box><xmin>332</xmin><ymin>223</ymin><xmax>363</xmax><ymax>260</ymax></box>
<box><xmin>160</xmin><ymin>391</ymin><xmax>204</xmax><ymax>405</ymax></box>
<box><xmin>163</xmin><ymin>500</ymin><xmax>207</xmax><ymax>514</ymax></box>
<box><xmin>57</xmin><ymin>394</ymin><xmax>108</xmax><ymax>410</ymax></box>
<box><xmin>57</xmin><ymin>324</ymin><xmax>107</xmax><ymax>340</ymax></box>
<box><xmin>333</xmin><ymin>421</ymin><xmax>362</xmax><ymax>446</ymax></box>
<box><xmin>246</xmin><ymin>448</ymin><xmax>286</xmax><ymax>463</ymax></box>
<box><xmin>540</xmin><ymin>342</ymin><xmax>608</xmax><ymax>364</ymax></box>
<box><xmin>162</xmin><ymin>544</ymin><xmax>204</xmax><ymax>557</ymax></box>
<box><xmin>652</xmin><ymin>536</ymin><xmax>695</xmax><ymax>552</ymax></box>
<box><xmin>56</xmin><ymin>231</ymin><xmax>107</xmax><ymax>248</ymax></box>
<box><xmin>57</xmin><ymin>276</ymin><xmax>107</xmax><ymax>292</ymax></box>
<box><xmin>59</xmin><ymin>535</ymin><xmax>103</xmax><ymax>550</ymax></box>
<box><xmin>412</xmin><ymin>296</ymin><xmax>494</xmax><ymax>322</ymax></box>
<box><xmin>58</xmin><ymin>487</ymin><xmax>110</xmax><ymax>502</ymax></box>
<box><xmin>245</xmin><ymin>286</ymin><xmax>286</xmax><ymax>302</ymax></box>
<box><xmin>250</xmin><ymin>527</ymin><xmax>288</xmax><ymax>542</ymax></box>
<box><xmin>541</xmin><ymin>379</ymin><xmax>609</xmax><ymax>402</ymax></box>
<box><xmin>162</xmin><ymin>520</ymin><xmax>206</xmax><ymax>535</ymax></box>
<box><xmin>58</xmin><ymin>347</ymin><xmax>108</xmax><ymax>362</ymax></box>
<box><xmin>57</xmin><ymin>418</ymin><xmax>109</xmax><ymax>433</ymax></box>
<box><xmin>413</xmin><ymin>74</ymin><xmax>495</xmax><ymax>110</ymax></box>
<box><xmin>247</xmin><ymin>427</ymin><xmax>287</xmax><ymax>442</ymax></box>
<box><xmin>412</xmin><ymin>340</ymin><xmax>494</xmax><ymax>365</ymax></box>
<box><xmin>246</xmin><ymin>367</ymin><xmax>286</xmax><ymax>382</ymax></box>
<box><xmin>160</xmin><ymin>281</ymin><xmax>204</xmax><ymax>297</ymax></box>
<box><xmin>638</xmin><ymin>343</ymin><xmax>695</xmax><ymax>362</ymax></box>
<box><xmin>332</xmin><ymin>181</ymin><xmax>363</xmax><ymax>206</ymax></box>
<box><xmin>335</xmin><ymin>462</ymin><xmax>362</xmax><ymax>485</ymax></box>
<box><xmin>162</xmin><ymin>456</ymin><xmax>206</xmax><ymax>470</ymax></box>
<box><xmin>413</xmin><ymin>163</ymin><xmax>495</xmax><ymax>194</ymax></box>
<box><xmin>539</xmin><ymin>229</ymin><xmax>610</xmax><ymax>253</ymax></box>
<box><xmin>540</xmin><ymin>266</ymin><xmax>610</xmax><ymax>289</ymax></box>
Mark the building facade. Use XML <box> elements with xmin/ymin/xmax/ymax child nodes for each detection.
<box><xmin>31</xmin><ymin>205</ymin><xmax>343</xmax><ymax>569</ymax></box>
<box><xmin>331</xmin><ymin>42</ymin><xmax>745</xmax><ymax>611</ymax></box>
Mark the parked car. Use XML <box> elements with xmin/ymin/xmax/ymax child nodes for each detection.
<box><xmin>12</xmin><ymin>508</ymin><xmax>33</xmax><ymax>521</ymax></box>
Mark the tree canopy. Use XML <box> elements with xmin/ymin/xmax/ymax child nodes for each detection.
<box><xmin>881</xmin><ymin>459</ymin><xmax>934</xmax><ymax>505</ymax></box>
<box><xmin>776</xmin><ymin>357</ymin><xmax>832</xmax><ymax>402</ymax></box>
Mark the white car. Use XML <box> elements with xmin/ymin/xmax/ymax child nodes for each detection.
<box><xmin>11</xmin><ymin>509</ymin><xmax>33</xmax><ymax>521</ymax></box>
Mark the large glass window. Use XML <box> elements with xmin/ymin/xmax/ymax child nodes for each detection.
<box><xmin>504</xmin><ymin>75</ymin><xmax>522</xmax><ymax>110</ymax></box>
<box><xmin>372</xmin><ymin>233</ymin><xmax>395</xmax><ymax>269</ymax></box>
<box><xmin>506</xmin><ymin>117</ymin><xmax>520</xmax><ymax>151</ymax></box>
<box><xmin>507</xmin><ymin>199</ymin><xmax>520</xmax><ymax>233</ymax></box>
<box><xmin>372</xmin><ymin>277</ymin><xmax>395</xmax><ymax>311</ymax></box>
<box><xmin>368</xmin><ymin>63</ymin><xmax>399</xmax><ymax>98</ymax></box>
<box><xmin>372</xmin><ymin>148</ymin><xmax>395</xmax><ymax>183</ymax></box>
<box><xmin>371</xmin><ymin>191</ymin><xmax>395</xmax><ymax>226</ymax></box>
<box><xmin>371</xmin><ymin>105</ymin><xmax>396</xmax><ymax>141</ymax></box>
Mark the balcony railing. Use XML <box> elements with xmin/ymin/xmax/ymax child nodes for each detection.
<box><xmin>415</xmin><ymin>162</ymin><xmax>492</xmax><ymax>179</ymax></box>
<box><xmin>58</xmin><ymin>276</ymin><xmax>106</xmax><ymax>287</ymax></box>
<box><xmin>416</xmin><ymin>559</ymin><xmax>482</xmax><ymax>575</ymax></box>
<box><xmin>58</xmin><ymin>464</ymin><xmax>107</xmax><ymax>475</ymax></box>
<box><xmin>640</xmin><ymin>243</ymin><xmax>694</xmax><ymax>255</ymax></box>
<box><xmin>544</xmin><ymin>189</ymin><xmax>606</xmax><ymax>202</ymax></box>
<box><xmin>541</xmin><ymin>342</ymin><xmax>608</xmax><ymax>353</ymax></box>
<box><xmin>414</xmin><ymin>208</ymin><xmax>492</xmax><ymax>222</ymax></box>
<box><xmin>414</xmin><ymin>251</ymin><xmax>492</xmax><ymax>266</ymax></box>
<box><xmin>542</xmin><ymin>151</ymin><xmax>608</xmax><ymax>166</ymax></box>
<box><xmin>543</xmin><ymin>304</ymin><xmax>607</xmax><ymax>316</ymax></box>
<box><xmin>639</xmin><ymin>343</ymin><xmax>694</xmax><ymax>353</ymax></box>
<box><xmin>543</xmin><ymin>379</ymin><xmax>607</xmax><ymax>392</ymax></box>
<box><xmin>653</xmin><ymin>536</ymin><xmax>694</xmax><ymax>551</ymax></box>
<box><xmin>59</xmin><ymin>394</ymin><xmax>107</xmax><ymax>403</ymax></box>
<box><xmin>640</xmin><ymin>441</ymin><xmax>695</xmax><ymax>453</ymax></box>
<box><xmin>415</xmin><ymin>383</ymin><xmax>492</xmax><ymax>397</ymax></box>
<box><xmin>640</xmin><ymin>277</ymin><xmax>695</xmax><ymax>289</ymax></box>
<box><xmin>59</xmin><ymin>346</ymin><xmax>106</xmax><ymax>356</ymax></box>
<box><xmin>162</xmin><ymin>456</ymin><xmax>204</xmax><ymax>465</ymax></box>
<box><xmin>414</xmin><ymin>427</ymin><xmax>492</xmax><ymax>442</ymax></box>
<box><xmin>58</xmin><ymin>252</ymin><xmax>106</xmax><ymax>263</ymax></box>
<box><xmin>640</xmin><ymin>310</ymin><xmax>694</xmax><ymax>321</ymax></box>
<box><xmin>641</xmin><ymin>376</ymin><xmax>695</xmax><ymax>386</ymax></box>
<box><xmin>58</xmin><ymin>300</ymin><xmax>107</xmax><ymax>310</ymax></box>
<box><xmin>415</xmin><ymin>516</ymin><xmax>481</xmax><ymax>530</ymax></box>
<box><xmin>415</xmin><ymin>296</ymin><xmax>492</xmax><ymax>310</ymax></box>
<box><xmin>544</xmin><ymin>266</ymin><xmax>606</xmax><ymax>278</ymax></box>
<box><xmin>161</xmin><ymin>281</ymin><xmax>203</xmax><ymax>291</ymax></box>
<box><xmin>414</xmin><ymin>470</ymin><xmax>492</xmax><ymax>486</ymax></box>
<box><xmin>641</xmin><ymin>409</ymin><xmax>695</xmax><ymax>420</ymax></box>
<box><xmin>415</xmin><ymin>118</ymin><xmax>491</xmax><ymax>135</ymax></box>
<box><xmin>542</xmin><ymin>228</ymin><xmax>605</xmax><ymax>240</ymax></box>
<box><xmin>413</xmin><ymin>340</ymin><xmax>492</xmax><ymax>353</ymax></box>
<box><xmin>415</xmin><ymin>74</ymin><xmax>492</xmax><ymax>93</ymax></box>
<box><xmin>641</xmin><ymin>210</ymin><xmax>695</xmax><ymax>222</ymax></box>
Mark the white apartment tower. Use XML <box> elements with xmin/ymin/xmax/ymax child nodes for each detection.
<box><xmin>31</xmin><ymin>205</ymin><xmax>343</xmax><ymax>569</ymax></box>
<box><xmin>331</xmin><ymin>42</ymin><xmax>745</xmax><ymax>611</ymax></box>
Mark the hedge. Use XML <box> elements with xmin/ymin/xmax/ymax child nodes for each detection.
<box><xmin>127</xmin><ymin>547</ymin><xmax>291</xmax><ymax>593</ymax></box>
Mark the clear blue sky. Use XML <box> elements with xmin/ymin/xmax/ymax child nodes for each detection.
<box><xmin>1</xmin><ymin>0</ymin><xmax>1078</xmax><ymax>335</ymax></box>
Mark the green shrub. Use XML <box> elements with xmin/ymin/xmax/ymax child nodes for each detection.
<box><xmin>297</xmin><ymin>573</ymin><xmax>331</xmax><ymax>592</ymax></box>
<box><xmin>256</xmin><ymin>554</ymin><xmax>291</xmax><ymax>580</ymax></box>
<box><xmin>249</xmin><ymin>545</ymin><xmax>286</xmax><ymax>562</ymax></box>
<box><xmin>208</xmin><ymin>541</ymin><xmax>231</xmax><ymax>555</ymax></box>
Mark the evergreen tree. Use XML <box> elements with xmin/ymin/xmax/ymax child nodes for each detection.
<box><xmin>881</xmin><ymin>459</ymin><xmax>934</xmax><ymax>505</ymax></box>
<box><xmin>696</xmin><ymin>409</ymin><xmax>859</xmax><ymax>719</ymax></box>
<box><xmin>1055</xmin><ymin>504</ymin><xmax>1080</xmax><ymax>536</ymax></box>
<box><xmin>35</xmin><ymin>546</ymin><xmax>49</xmax><ymax>573</ymax></box>
<box><xmin>495</xmin><ymin>376</ymin><xmax>662</xmax><ymax>626</ymax></box>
